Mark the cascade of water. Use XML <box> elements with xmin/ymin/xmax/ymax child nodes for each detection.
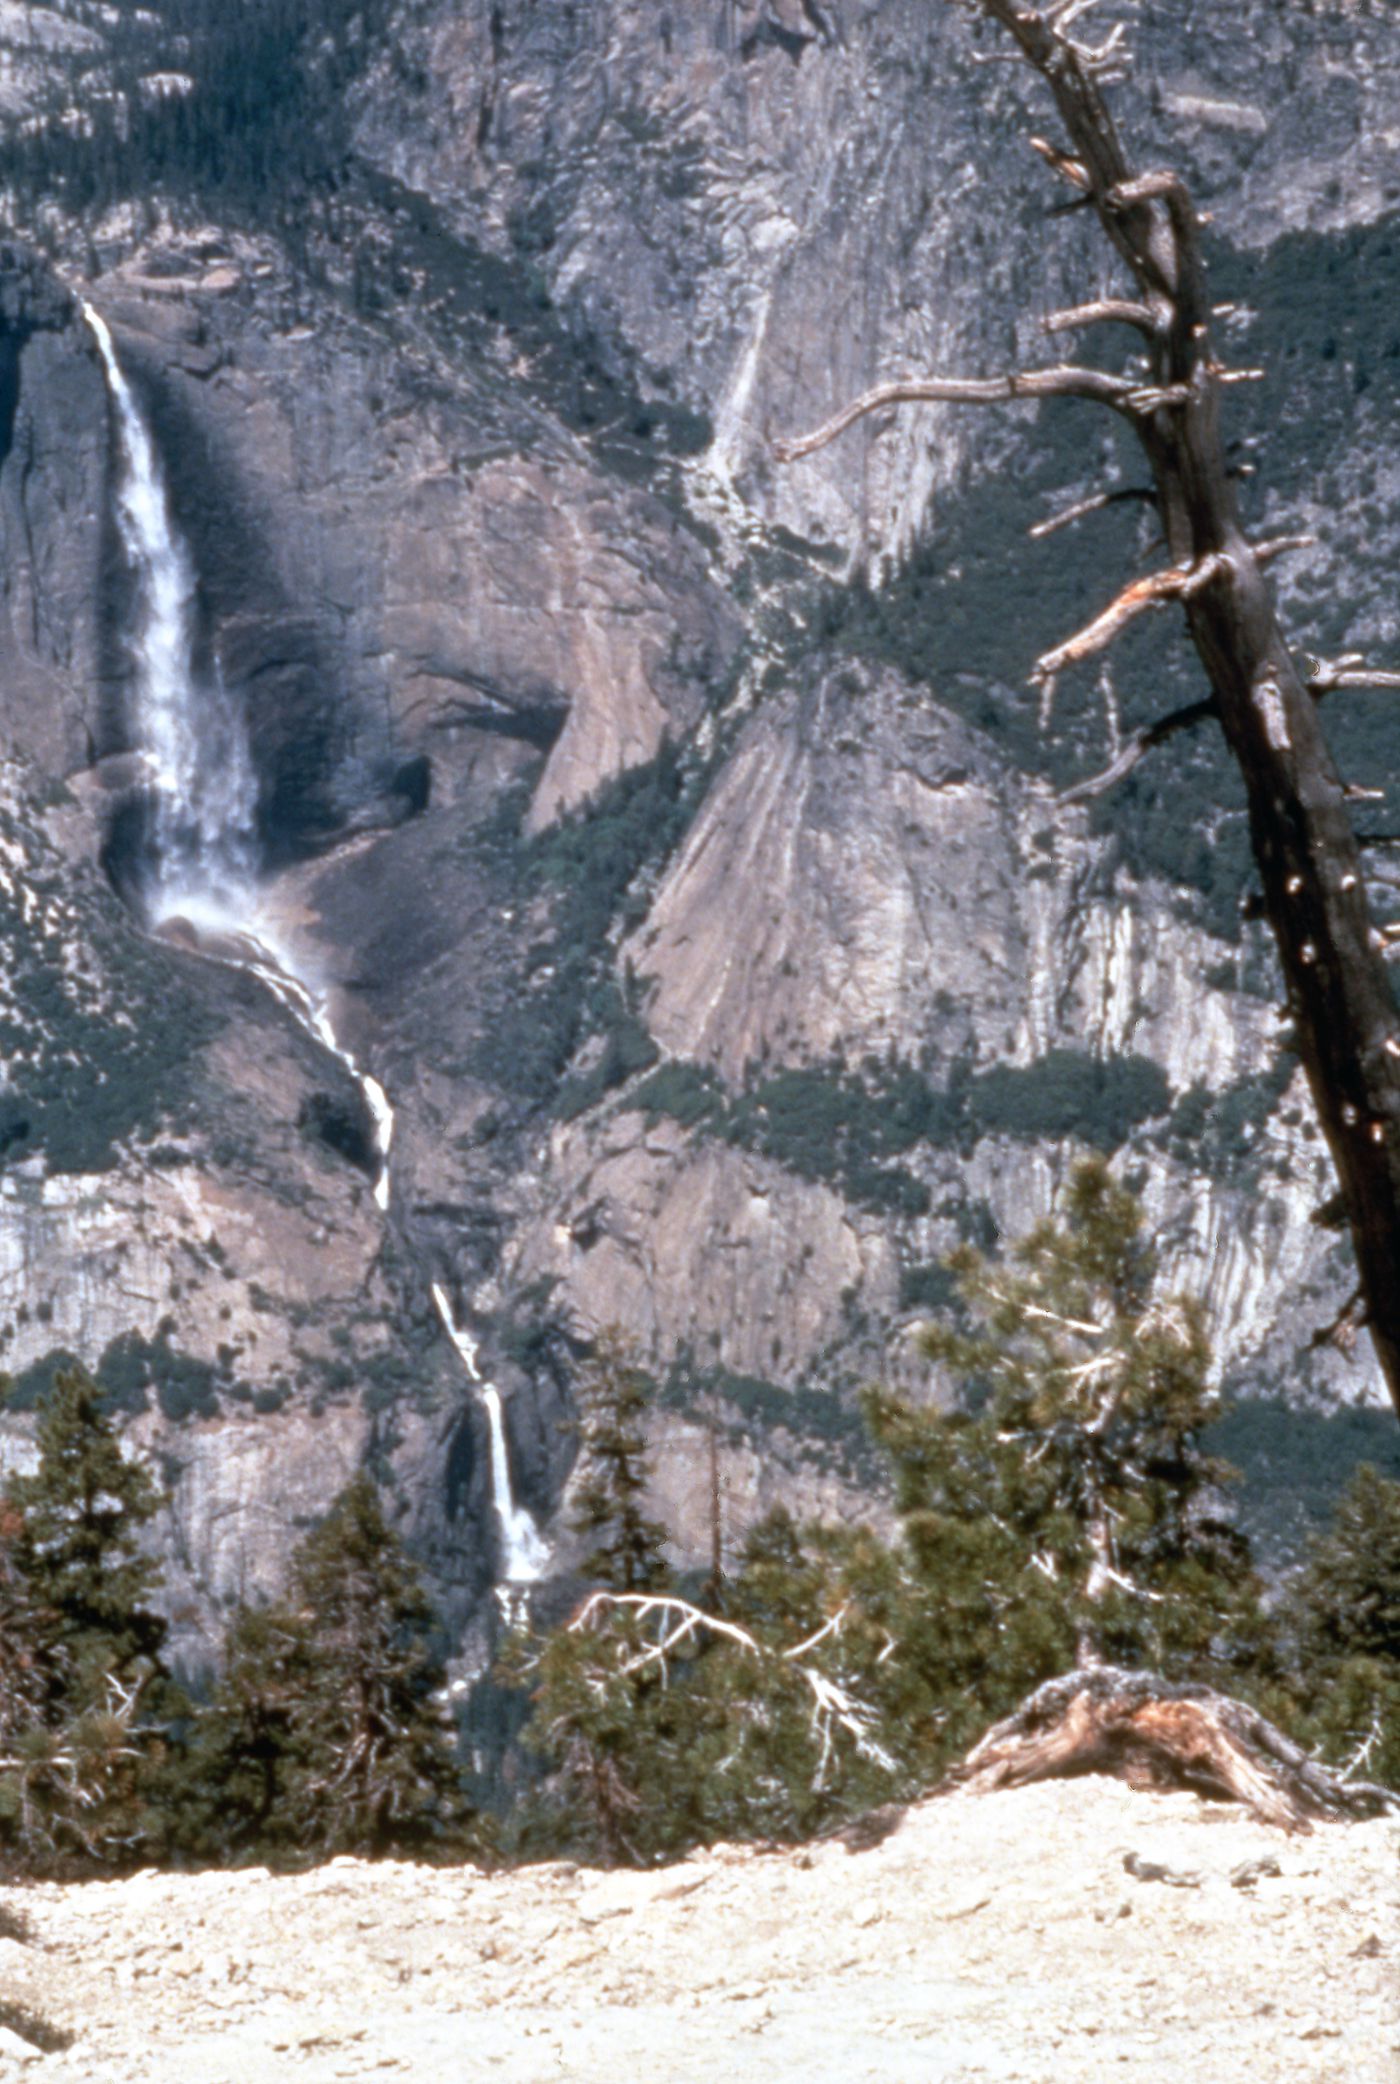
<box><xmin>431</xmin><ymin>1282</ymin><xmax>548</xmax><ymax>1585</ymax></box>
<box><xmin>85</xmin><ymin>304</ymin><xmax>258</xmax><ymax>929</ymax></box>
<box><xmin>225</xmin><ymin>933</ymin><xmax>396</xmax><ymax>1212</ymax></box>
<box><xmin>86</xmin><ymin>304</ymin><xmax>394</xmax><ymax>1211</ymax></box>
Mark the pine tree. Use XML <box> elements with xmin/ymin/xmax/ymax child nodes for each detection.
<box><xmin>177</xmin><ymin>1602</ymin><xmax>311</xmax><ymax>1861</ymax></box>
<box><xmin>865</xmin><ymin>1159</ymin><xmax>1269</xmax><ymax>1740</ymax></box>
<box><xmin>0</xmin><ymin>1367</ymin><xmax>175</xmax><ymax>1869</ymax></box>
<box><xmin>192</xmin><ymin>1477</ymin><xmax>469</xmax><ymax>1861</ymax></box>
<box><xmin>508</xmin><ymin>1333</ymin><xmax>682</xmax><ymax>1862</ymax></box>
<box><xmin>569</xmin><ymin>1330</ymin><xmax>671</xmax><ymax>1593</ymax></box>
<box><xmin>1284</xmin><ymin>1465</ymin><xmax>1400</xmax><ymax>1789</ymax></box>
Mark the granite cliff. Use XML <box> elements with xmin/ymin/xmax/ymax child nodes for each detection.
<box><xmin>0</xmin><ymin>1</ymin><xmax>1396</xmax><ymax>1687</ymax></box>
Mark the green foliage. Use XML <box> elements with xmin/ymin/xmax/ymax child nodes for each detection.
<box><xmin>568</xmin><ymin>1332</ymin><xmax>671</xmax><ymax>1596</ymax></box>
<box><xmin>1205</xmin><ymin>1395</ymin><xmax>1400</xmax><ymax>1565</ymax></box>
<box><xmin>0</xmin><ymin>1368</ymin><xmax>177</xmax><ymax>1871</ymax></box>
<box><xmin>872</xmin><ymin>1158</ymin><xmax>1269</xmax><ymax>1698</ymax></box>
<box><xmin>473</xmin><ymin>746</ymin><xmax>699</xmax><ymax>1108</ymax></box>
<box><xmin>634</xmin><ymin>1048</ymin><xmax>1173</xmax><ymax>1214</ymax></box>
<box><xmin>188</xmin><ymin>1477</ymin><xmax>469</xmax><ymax>1862</ymax></box>
<box><xmin>0</xmin><ymin>880</ymin><xmax>220</xmax><ymax>1177</ymax></box>
<box><xmin>631</xmin><ymin>1060</ymin><xmax>725</xmax><ymax>1128</ymax></box>
<box><xmin>8</xmin><ymin>1</ymin><xmax>396</xmax><ymax>223</ymax></box>
<box><xmin>508</xmin><ymin>1505</ymin><xmax>910</xmax><ymax>1866</ymax></box>
<box><xmin>1281</xmin><ymin>1465</ymin><xmax>1400</xmax><ymax>1789</ymax></box>
<box><xmin>6</xmin><ymin>1370</ymin><xmax>166</xmax><ymax>1693</ymax></box>
<box><xmin>1157</xmin><ymin>1059</ymin><xmax>1296</xmax><ymax>1180</ymax></box>
<box><xmin>6</xmin><ymin>1328</ymin><xmax>220</xmax><ymax>1423</ymax></box>
<box><xmin>659</xmin><ymin>1361</ymin><xmax>879</xmax><ymax>1483</ymax></box>
<box><xmin>972</xmin><ymin>1050</ymin><xmax>1171</xmax><ymax>1151</ymax></box>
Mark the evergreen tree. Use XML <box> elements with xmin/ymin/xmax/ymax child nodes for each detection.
<box><xmin>7</xmin><ymin>1369</ymin><xmax>166</xmax><ymax>1691</ymax></box>
<box><xmin>569</xmin><ymin>1330</ymin><xmax>671</xmax><ymax>1593</ymax></box>
<box><xmin>1284</xmin><ymin>1465</ymin><xmax>1400</xmax><ymax>1789</ymax></box>
<box><xmin>177</xmin><ymin>1602</ymin><xmax>311</xmax><ymax>1861</ymax></box>
<box><xmin>865</xmin><ymin>1159</ymin><xmax>1269</xmax><ymax>1741</ymax></box>
<box><xmin>513</xmin><ymin>1348</ymin><xmax>906</xmax><ymax>1863</ymax></box>
<box><xmin>508</xmin><ymin>1333</ymin><xmax>695</xmax><ymax>1862</ymax></box>
<box><xmin>191</xmin><ymin>1476</ymin><xmax>468</xmax><ymax>1861</ymax></box>
<box><xmin>0</xmin><ymin>1367</ymin><xmax>175</xmax><ymax>1869</ymax></box>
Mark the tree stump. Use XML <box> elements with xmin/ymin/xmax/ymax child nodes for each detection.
<box><xmin>943</xmin><ymin>1667</ymin><xmax>1398</xmax><ymax>1831</ymax></box>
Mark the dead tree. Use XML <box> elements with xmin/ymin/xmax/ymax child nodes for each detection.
<box><xmin>944</xmin><ymin>1666</ymin><xmax>1398</xmax><ymax>1831</ymax></box>
<box><xmin>775</xmin><ymin>0</ymin><xmax>1400</xmax><ymax>1426</ymax></box>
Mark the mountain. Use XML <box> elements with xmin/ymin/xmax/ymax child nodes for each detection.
<box><xmin>0</xmin><ymin>0</ymin><xmax>1397</xmax><ymax>1683</ymax></box>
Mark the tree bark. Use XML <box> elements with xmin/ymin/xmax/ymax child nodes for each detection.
<box><xmin>944</xmin><ymin>1666</ymin><xmax>1397</xmax><ymax>1831</ymax></box>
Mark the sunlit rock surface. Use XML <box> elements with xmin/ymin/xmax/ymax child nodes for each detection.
<box><xmin>0</xmin><ymin>0</ymin><xmax>1396</xmax><ymax>1659</ymax></box>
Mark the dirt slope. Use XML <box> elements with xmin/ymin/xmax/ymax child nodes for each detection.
<box><xmin>0</xmin><ymin>1778</ymin><xmax>1394</xmax><ymax>2083</ymax></box>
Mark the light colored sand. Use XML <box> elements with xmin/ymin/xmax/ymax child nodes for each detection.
<box><xmin>0</xmin><ymin>1778</ymin><xmax>1395</xmax><ymax>2082</ymax></box>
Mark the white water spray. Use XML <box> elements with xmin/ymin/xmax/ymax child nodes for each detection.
<box><xmin>85</xmin><ymin>304</ymin><xmax>258</xmax><ymax>928</ymax></box>
<box><xmin>431</xmin><ymin>1283</ymin><xmax>549</xmax><ymax>1588</ymax></box>
<box><xmin>86</xmin><ymin>303</ymin><xmax>394</xmax><ymax>1209</ymax></box>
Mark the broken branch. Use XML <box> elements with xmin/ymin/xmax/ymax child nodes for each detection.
<box><xmin>1028</xmin><ymin>482</ymin><xmax>1154</xmax><ymax>540</ymax></box>
<box><xmin>1059</xmin><ymin>695</ymin><xmax>1216</xmax><ymax>804</ymax></box>
<box><xmin>1309</xmin><ymin>1285</ymin><xmax>1367</xmax><ymax>1358</ymax></box>
<box><xmin>1305</xmin><ymin>653</ymin><xmax>1400</xmax><ymax>698</ymax></box>
<box><xmin>1028</xmin><ymin>134</ymin><xmax>1091</xmax><ymax>189</ymax></box>
<box><xmin>1040</xmin><ymin>296</ymin><xmax>1156</xmax><ymax>337</ymax></box>
<box><xmin>1253</xmin><ymin>533</ymin><xmax>1316</xmax><ymax>567</ymax></box>
<box><xmin>772</xmin><ymin>366</ymin><xmax>1135</xmax><ymax>463</ymax></box>
<box><xmin>1031</xmin><ymin>554</ymin><xmax>1224</xmax><ymax>688</ymax></box>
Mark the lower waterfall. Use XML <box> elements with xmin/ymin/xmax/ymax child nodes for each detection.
<box><xmin>431</xmin><ymin>1283</ymin><xmax>549</xmax><ymax>1593</ymax></box>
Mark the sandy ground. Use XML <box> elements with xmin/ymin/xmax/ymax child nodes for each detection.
<box><xmin>0</xmin><ymin>1778</ymin><xmax>1394</xmax><ymax>2083</ymax></box>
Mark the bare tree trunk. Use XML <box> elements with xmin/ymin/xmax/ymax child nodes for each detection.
<box><xmin>776</xmin><ymin>1</ymin><xmax>1400</xmax><ymax>1421</ymax></box>
<box><xmin>945</xmin><ymin>1666</ymin><xmax>1397</xmax><ymax>1831</ymax></box>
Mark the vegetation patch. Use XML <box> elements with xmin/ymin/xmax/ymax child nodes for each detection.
<box><xmin>661</xmin><ymin>1361</ymin><xmax>880</xmax><ymax>1483</ymax></box>
<box><xmin>1156</xmin><ymin>1059</ymin><xmax>1297</xmax><ymax>1180</ymax></box>
<box><xmin>1206</xmin><ymin>1394</ymin><xmax>1400</xmax><ymax>1566</ymax></box>
<box><xmin>633</xmin><ymin>1047</ymin><xmax>1173</xmax><ymax>1213</ymax></box>
<box><xmin>471</xmin><ymin>745</ymin><xmax>706</xmax><ymax>1111</ymax></box>
<box><xmin>6</xmin><ymin>1328</ymin><xmax>220</xmax><ymax>1423</ymax></box>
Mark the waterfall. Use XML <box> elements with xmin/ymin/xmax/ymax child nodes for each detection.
<box><xmin>224</xmin><ymin>934</ymin><xmax>396</xmax><ymax>1213</ymax></box>
<box><xmin>86</xmin><ymin>303</ymin><xmax>394</xmax><ymax>1211</ymax></box>
<box><xmin>85</xmin><ymin>304</ymin><xmax>258</xmax><ymax>931</ymax></box>
<box><xmin>431</xmin><ymin>1283</ymin><xmax>549</xmax><ymax>1586</ymax></box>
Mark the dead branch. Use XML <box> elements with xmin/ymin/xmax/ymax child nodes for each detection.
<box><xmin>1309</xmin><ymin>1285</ymin><xmax>1366</xmax><ymax>1358</ymax></box>
<box><xmin>1253</xmin><ymin>533</ymin><xmax>1316</xmax><ymax>566</ymax></box>
<box><xmin>1028</xmin><ymin>134</ymin><xmax>1090</xmax><ymax>189</ymax></box>
<box><xmin>1028</xmin><ymin>483</ymin><xmax>1155</xmax><ymax>540</ymax></box>
<box><xmin>944</xmin><ymin>1666</ymin><xmax>1399</xmax><ymax>1830</ymax></box>
<box><xmin>1040</xmin><ymin>297</ymin><xmax>1155</xmax><ymax>337</ymax></box>
<box><xmin>772</xmin><ymin>366</ymin><xmax>1135</xmax><ymax>463</ymax></box>
<box><xmin>570</xmin><ymin>1590</ymin><xmax>894</xmax><ymax>1779</ymax></box>
<box><xmin>1305</xmin><ymin>653</ymin><xmax>1400</xmax><ymax>698</ymax></box>
<box><xmin>1059</xmin><ymin>695</ymin><xmax>1216</xmax><ymax>804</ymax></box>
<box><xmin>1031</xmin><ymin>554</ymin><xmax>1223</xmax><ymax>689</ymax></box>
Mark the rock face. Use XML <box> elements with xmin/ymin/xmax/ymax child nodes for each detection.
<box><xmin>0</xmin><ymin>0</ymin><xmax>1396</xmax><ymax>1669</ymax></box>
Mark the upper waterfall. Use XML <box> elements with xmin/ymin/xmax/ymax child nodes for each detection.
<box><xmin>85</xmin><ymin>303</ymin><xmax>258</xmax><ymax>931</ymax></box>
<box><xmin>85</xmin><ymin>302</ymin><xmax>394</xmax><ymax>1210</ymax></box>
